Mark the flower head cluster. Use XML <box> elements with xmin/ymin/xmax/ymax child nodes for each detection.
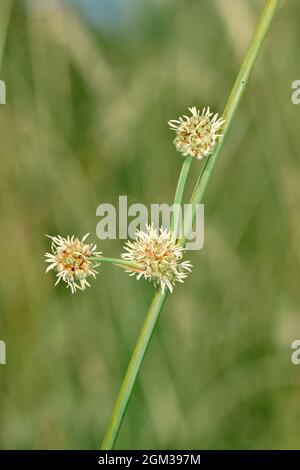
<box><xmin>45</xmin><ymin>234</ymin><xmax>102</xmax><ymax>293</ymax></box>
<box><xmin>121</xmin><ymin>225</ymin><xmax>192</xmax><ymax>293</ymax></box>
<box><xmin>168</xmin><ymin>106</ymin><xmax>225</xmax><ymax>160</ymax></box>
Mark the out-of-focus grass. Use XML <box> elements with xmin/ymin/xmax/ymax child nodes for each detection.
<box><xmin>0</xmin><ymin>0</ymin><xmax>300</xmax><ymax>449</ymax></box>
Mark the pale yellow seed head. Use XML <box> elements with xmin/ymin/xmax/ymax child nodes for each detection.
<box><xmin>121</xmin><ymin>225</ymin><xmax>192</xmax><ymax>293</ymax></box>
<box><xmin>168</xmin><ymin>106</ymin><xmax>225</xmax><ymax>160</ymax></box>
<box><xmin>45</xmin><ymin>234</ymin><xmax>102</xmax><ymax>293</ymax></box>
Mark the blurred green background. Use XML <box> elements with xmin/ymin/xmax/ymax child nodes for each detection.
<box><xmin>0</xmin><ymin>0</ymin><xmax>300</xmax><ymax>450</ymax></box>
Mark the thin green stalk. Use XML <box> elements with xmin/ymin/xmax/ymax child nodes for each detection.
<box><xmin>171</xmin><ymin>155</ymin><xmax>193</xmax><ymax>235</ymax></box>
<box><xmin>100</xmin><ymin>158</ymin><xmax>193</xmax><ymax>450</ymax></box>
<box><xmin>101</xmin><ymin>0</ymin><xmax>280</xmax><ymax>450</ymax></box>
<box><xmin>101</xmin><ymin>289</ymin><xmax>168</xmax><ymax>450</ymax></box>
<box><xmin>91</xmin><ymin>257</ymin><xmax>142</xmax><ymax>271</ymax></box>
<box><xmin>182</xmin><ymin>0</ymin><xmax>280</xmax><ymax>245</ymax></box>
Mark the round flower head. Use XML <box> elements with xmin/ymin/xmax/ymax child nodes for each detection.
<box><xmin>45</xmin><ymin>234</ymin><xmax>102</xmax><ymax>293</ymax></box>
<box><xmin>168</xmin><ymin>106</ymin><xmax>225</xmax><ymax>160</ymax></box>
<box><xmin>121</xmin><ymin>225</ymin><xmax>192</xmax><ymax>293</ymax></box>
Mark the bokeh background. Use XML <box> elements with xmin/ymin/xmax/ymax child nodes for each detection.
<box><xmin>0</xmin><ymin>0</ymin><xmax>300</xmax><ymax>450</ymax></box>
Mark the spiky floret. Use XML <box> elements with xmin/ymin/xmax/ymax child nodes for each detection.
<box><xmin>168</xmin><ymin>106</ymin><xmax>225</xmax><ymax>160</ymax></box>
<box><xmin>45</xmin><ymin>233</ymin><xmax>102</xmax><ymax>293</ymax></box>
<box><xmin>121</xmin><ymin>225</ymin><xmax>192</xmax><ymax>293</ymax></box>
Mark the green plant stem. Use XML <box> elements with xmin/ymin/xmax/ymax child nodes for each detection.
<box><xmin>91</xmin><ymin>257</ymin><xmax>142</xmax><ymax>271</ymax></box>
<box><xmin>182</xmin><ymin>0</ymin><xmax>280</xmax><ymax>245</ymax></box>
<box><xmin>101</xmin><ymin>289</ymin><xmax>168</xmax><ymax>450</ymax></box>
<box><xmin>171</xmin><ymin>155</ymin><xmax>193</xmax><ymax>235</ymax></box>
<box><xmin>100</xmin><ymin>0</ymin><xmax>280</xmax><ymax>450</ymax></box>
